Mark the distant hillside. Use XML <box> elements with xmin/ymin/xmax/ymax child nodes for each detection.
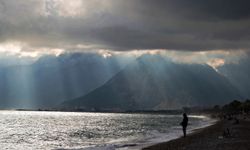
<box><xmin>62</xmin><ymin>55</ymin><xmax>242</xmax><ymax>111</ymax></box>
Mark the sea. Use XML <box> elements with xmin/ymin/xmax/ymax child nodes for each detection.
<box><xmin>0</xmin><ymin>111</ymin><xmax>216</xmax><ymax>150</ymax></box>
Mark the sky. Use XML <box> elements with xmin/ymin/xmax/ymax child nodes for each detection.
<box><xmin>0</xmin><ymin>0</ymin><xmax>250</xmax><ymax>66</ymax></box>
<box><xmin>0</xmin><ymin>0</ymin><xmax>250</xmax><ymax>109</ymax></box>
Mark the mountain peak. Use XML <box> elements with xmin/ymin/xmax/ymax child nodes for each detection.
<box><xmin>62</xmin><ymin>56</ymin><xmax>241</xmax><ymax>111</ymax></box>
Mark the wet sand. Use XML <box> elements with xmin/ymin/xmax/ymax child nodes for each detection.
<box><xmin>143</xmin><ymin>119</ymin><xmax>250</xmax><ymax>150</ymax></box>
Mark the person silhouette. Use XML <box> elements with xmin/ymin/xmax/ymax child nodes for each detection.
<box><xmin>180</xmin><ymin>113</ymin><xmax>188</xmax><ymax>137</ymax></box>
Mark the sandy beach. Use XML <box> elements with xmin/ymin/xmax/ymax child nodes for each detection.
<box><xmin>143</xmin><ymin>119</ymin><xmax>250</xmax><ymax>150</ymax></box>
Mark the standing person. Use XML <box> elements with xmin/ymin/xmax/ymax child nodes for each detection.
<box><xmin>180</xmin><ymin>113</ymin><xmax>188</xmax><ymax>137</ymax></box>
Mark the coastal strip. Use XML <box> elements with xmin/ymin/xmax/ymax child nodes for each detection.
<box><xmin>143</xmin><ymin>119</ymin><xmax>250</xmax><ymax>150</ymax></box>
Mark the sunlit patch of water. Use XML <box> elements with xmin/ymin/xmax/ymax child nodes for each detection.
<box><xmin>0</xmin><ymin>111</ymin><xmax>214</xmax><ymax>150</ymax></box>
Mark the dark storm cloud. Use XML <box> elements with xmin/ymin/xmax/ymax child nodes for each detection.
<box><xmin>0</xmin><ymin>0</ymin><xmax>250</xmax><ymax>51</ymax></box>
<box><xmin>133</xmin><ymin>0</ymin><xmax>250</xmax><ymax>21</ymax></box>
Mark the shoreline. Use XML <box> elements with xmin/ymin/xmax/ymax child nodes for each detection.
<box><xmin>143</xmin><ymin>119</ymin><xmax>250</xmax><ymax>150</ymax></box>
<box><xmin>137</xmin><ymin>117</ymin><xmax>217</xmax><ymax>149</ymax></box>
<box><xmin>0</xmin><ymin>110</ymin><xmax>215</xmax><ymax>150</ymax></box>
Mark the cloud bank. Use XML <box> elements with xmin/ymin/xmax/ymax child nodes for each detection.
<box><xmin>0</xmin><ymin>0</ymin><xmax>250</xmax><ymax>53</ymax></box>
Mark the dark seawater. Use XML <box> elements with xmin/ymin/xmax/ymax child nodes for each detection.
<box><xmin>0</xmin><ymin>111</ymin><xmax>215</xmax><ymax>150</ymax></box>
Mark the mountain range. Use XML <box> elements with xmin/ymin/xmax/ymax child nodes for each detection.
<box><xmin>62</xmin><ymin>55</ymin><xmax>243</xmax><ymax>110</ymax></box>
<box><xmin>0</xmin><ymin>53</ymin><xmax>131</xmax><ymax>109</ymax></box>
<box><xmin>1</xmin><ymin>52</ymin><xmax>249</xmax><ymax>110</ymax></box>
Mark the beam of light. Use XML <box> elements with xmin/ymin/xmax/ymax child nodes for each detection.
<box><xmin>40</xmin><ymin>56</ymin><xmax>71</xmax><ymax>106</ymax></box>
<box><xmin>0</xmin><ymin>41</ymin><xmax>247</xmax><ymax>109</ymax></box>
<box><xmin>5</xmin><ymin>66</ymin><xmax>37</xmax><ymax>109</ymax></box>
